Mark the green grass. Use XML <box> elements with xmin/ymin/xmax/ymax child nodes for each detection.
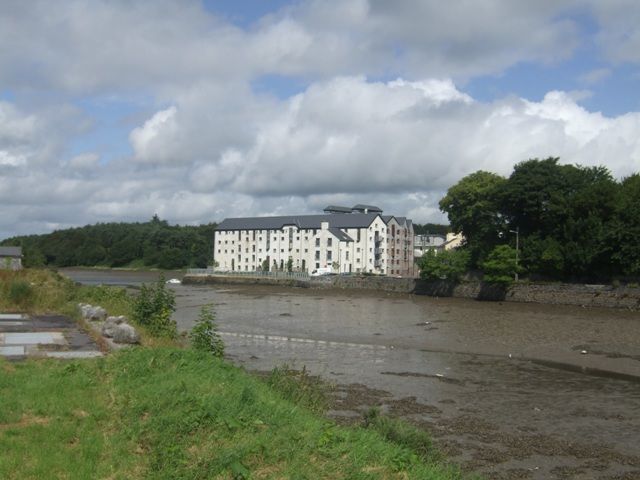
<box><xmin>0</xmin><ymin>348</ymin><xmax>465</xmax><ymax>480</ymax></box>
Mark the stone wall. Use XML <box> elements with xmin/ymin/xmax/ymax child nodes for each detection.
<box><xmin>182</xmin><ymin>274</ymin><xmax>640</xmax><ymax>310</ymax></box>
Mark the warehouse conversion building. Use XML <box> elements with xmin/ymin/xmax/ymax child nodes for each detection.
<box><xmin>214</xmin><ymin>205</ymin><xmax>414</xmax><ymax>277</ymax></box>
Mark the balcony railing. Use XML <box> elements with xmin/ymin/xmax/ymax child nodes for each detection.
<box><xmin>187</xmin><ymin>268</ymin><xmax>310</xmax><ymax>280</ymax></box>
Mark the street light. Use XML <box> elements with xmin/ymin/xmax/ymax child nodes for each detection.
<box><xmin>499</xmin><ymin>226</ymin><xmax>520</xmax><ymax>281</ymax></box>
<box><xmin>509</xmin><ymin>227</ymin><xmax>519</xmax><ymax>281</ymax></box>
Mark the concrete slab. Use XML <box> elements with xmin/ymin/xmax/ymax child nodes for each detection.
<box><xmin>44</xmin><ymin>351</ymin><xmax>103</xmax><ymax>359</ymax></box>
<box><xmin>1</xmin><ymin>332</ymin><xmax>66</xmax><ymax>345</ymax></box>
<box><xmin>0</xmin><ymin>313</ymin><xmax>26</xmax><ymax>320</ymax></box>
<box><xmin>0</xmin><ymin>345</ymin><xmax>25</xmax><ymax>356</ymax></box>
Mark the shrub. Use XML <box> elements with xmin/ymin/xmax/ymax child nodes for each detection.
<box><xmin>418</xmin><ymin>248</ymin><xmax>470</xmax><ymax>282</ymax></box>
<box><xmin>481</xmin><ymin>244</ymin><xmax>521</xmax><ymax>285</ymax></box>
<box><xmin>189</xmin><ymin>305</ymin><xmax>224</xmax><ymax>357</ymax></box>
<box><xmin>132</xmin><ymin>275</ymin><xmax>177</xmax><ymax>338</ymax></box>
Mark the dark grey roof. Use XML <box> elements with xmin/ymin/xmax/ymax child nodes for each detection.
<box><xmin>323</xmin><ymin>205</ymin><xmax>352</xmax><ymax>214</ymax></box>
<box><xmin>328</xmin><ymin>227</ymin><xmax>353</xmax><ymax>242</ymax></box>
<box><xmin>0</xmin><ymin>246</ymin><xmax>22</xmax><ymax>257</ymax></box>
<box><xmin>216</xmin><ymin>213</ymin><xmax>381</xmax><ymax>231</ymax></box>
<box><xmin>352</xmin><ymin>204</ymin><xmax>383</xmax><ymax>213</ymax></box>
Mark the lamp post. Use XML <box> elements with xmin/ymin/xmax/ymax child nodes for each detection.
<box><xmin>509</xmin><ymin>227</ymin><xmax>519</xmax><ymax>282</ymax></box>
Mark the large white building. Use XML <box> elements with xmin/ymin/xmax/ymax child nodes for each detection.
<box><xmin>214</xmin><ymin>205</ymin><xmax>415</xmax><ymax>277</ymax></box>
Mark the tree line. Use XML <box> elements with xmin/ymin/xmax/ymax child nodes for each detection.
<box><xmin>436</xmin><ymin>157</ymin><xmax>640</xmax><ymax>283</ymax></box>
<box><xmin>1</xmin><ymin>216</ymin><xmax>217</xmax><ymax>269</ymax></box>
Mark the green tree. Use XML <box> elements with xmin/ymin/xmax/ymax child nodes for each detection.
<box><xmin>481</xmin><ymin>245</ymin><xmax>520</xmax><ymax>285</ymax></box>
<box><xmin>439</xmin><ymin>171</ymin><xmax>506</xmax><ymax>264</ymax></box>
<box><xmin>418</xmin><ymin>249</ymin><xmax>470</xmax><ymax>282</ymax></box>
<box><xmin>610</xmin><ymin>174</ymin><xmax>640</xmax><ymax>276</ymax></box>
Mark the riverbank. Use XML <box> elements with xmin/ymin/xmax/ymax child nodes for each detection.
<box><xmin>60</xmin><ymin>268</ymin><xmax>640</xmax><ymax>478</ymax></box>
<box><xmin>182</xmin><ymin>274</ymin><xmax>640</xmax><ymax>310</ymax></box>
<box><xmin>0</xmin><ymin>348</ymin><xmax>467</xmax><ymax>480</ymax></box>
<box><xmin>1</xmin><ymin>270</ymin><xmax>467</xmax><ymax>479</ymax></box>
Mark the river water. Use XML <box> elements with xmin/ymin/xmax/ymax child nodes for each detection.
<box><xmin>62</xmin><ymin>269</ymin><xmax>640</xmax><ymax>480</ymax></box>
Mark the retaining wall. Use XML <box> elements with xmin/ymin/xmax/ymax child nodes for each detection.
<box><xmin>182</xmin><ymin>274</ymin><xmax>640</xmax><ymax>310</ymax></box>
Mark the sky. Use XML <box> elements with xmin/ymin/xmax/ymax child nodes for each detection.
<box><xmin>1</xmin><ymin>0</ymin><xmax>640</xmax><ymax>239</ymax></box>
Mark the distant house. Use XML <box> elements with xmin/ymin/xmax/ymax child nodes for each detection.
<box><xmin>0</xmin><ymin>246</ymin><xmax>23</xmax><ymax>270</ymax></box>
<box><xmin>414</xmin><ymin>232</ymin><xmax>464</xmax><ymax>258</ymax></box>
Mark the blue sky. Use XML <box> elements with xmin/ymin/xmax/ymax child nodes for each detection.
<box><xmin>1</xmin><ymin>0</ymin><xmax>639</xmax><ymax>238</ymax></box>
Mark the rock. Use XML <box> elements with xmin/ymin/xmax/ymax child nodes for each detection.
<box><xmin>101</xmin><ymin>316</ymin><xmax>127</xmax><ymax>337</ymax></box>
<box><xmin>79</xmin><ymin>304</ymin><xmax>107</xmax><ymax>322</ymax></box>
<box><xmin>111</xmin><ymin>323</ymin><xmax>140</xmax><ymax>344</ymax></box>
<box><xmin>101</xmin><ymin>316</ymin><xmax>139</xmax><ymax>344</ymax></box>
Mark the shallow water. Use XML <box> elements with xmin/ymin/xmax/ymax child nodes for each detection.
<box><xmin>63</xmin><ymin>269</ymin><xmax>640</xmax><ymax>479</ymax></box>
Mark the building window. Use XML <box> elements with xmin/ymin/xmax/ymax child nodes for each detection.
<box><xmin>315</xmin><ymin>251</ymin><xmax>320</xmax><ymax>260</ymax></box>
<box><xmin>315</xmin><ymin>238</ymin><xmax>320</xmax><ymax>247</ymax></box>
<box><xmin>327</xmin><ymin>251</ymin><xmax>332</xmax><ymax>261</ymax></box>
<box><xmin>316</xmin><ymin>262</ymin><xmax>320</xmax><ymax>269</ymax></box>
<box><xmin>327</xmin><ymin>238</ymin><xmax>332</xmax><ymax>247</ymax></box>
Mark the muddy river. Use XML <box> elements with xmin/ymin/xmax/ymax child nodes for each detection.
<box><xmin>63</xmin><ymin>269</ymin><xmax>640</xmax><ymax>480</ymax></box>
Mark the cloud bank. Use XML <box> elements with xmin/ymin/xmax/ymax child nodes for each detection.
<box><xmin>1</xmin><ymin>0</ymin><xmax>640</xmax><ymax>237</ymax></box>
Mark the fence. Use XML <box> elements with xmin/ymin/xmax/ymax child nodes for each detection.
<box><xmin>186</xmin><ymin>268</ymin><xmax>310</xmax><ymax>280</ymax></box>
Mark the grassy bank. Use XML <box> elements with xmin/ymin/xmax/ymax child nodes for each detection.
<box><xmin>0</xmin><ymin>348</ymin><xmax>465</xmax><ymax>479</ymax></box>
<box><xmin>1</xmin><ymin>269</ymin><xmax>469</xmax><ymax>479</ymax></box>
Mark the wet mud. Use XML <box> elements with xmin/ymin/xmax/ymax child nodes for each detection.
<box><xmin>62</xmin><ymin>271</ymin><xmax>640</xmax><ymax>479</ymax></box>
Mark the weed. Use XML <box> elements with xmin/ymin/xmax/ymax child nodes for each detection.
<box><xmin>7</xmin><ymin>280</ymin><xmax>34</xmax><ymax>307</ymax></box>
<box><xmin>189</xmin><ymin>305</ymin><xmax>225</xmax><ymax>357</ymax></box>
<box><xmin>363</xmin><ymin>407</ymin><xmax>440</xmax><ymax>464</ymax></box>
<box><xmin>132</xmin><ymin>274</ymin><xmax>177</xmax><ymax>338</ymax></box>
<box><xmin>266</xmin><ymin>364</ymin><xmax>328</xmax><ymax>414</ymax></box>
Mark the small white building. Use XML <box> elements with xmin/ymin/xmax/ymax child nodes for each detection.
<box><xmin>0</xmin><ymin>246</ymin><xmax>23</xmax><ymax>270</ymax></box>
<box><xmin>214</xmin><ymin>205</ymin><xmax>415</xmax><ymax>277</ymax></box>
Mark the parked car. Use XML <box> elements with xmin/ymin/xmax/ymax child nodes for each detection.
<box><xmin>310</xmin><ymin>267</ymin><xmax>332</xmax><ymax>277</ymax></box>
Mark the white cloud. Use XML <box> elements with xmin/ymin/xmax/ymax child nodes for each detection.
<box><xmin>2</xmin><ymin>1</ymin><xmax>640</xmax><ymax>238</ymax></box>
<box><xmin>579</xmin><ymin>67</ymin><xmax>611</xmax><ymax>85</ymax></box>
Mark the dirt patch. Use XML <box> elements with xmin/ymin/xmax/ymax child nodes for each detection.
<box><xmin>0</xmin><ymin>413</ymin><xmax>50</xmax><ymax>431</ymax></box>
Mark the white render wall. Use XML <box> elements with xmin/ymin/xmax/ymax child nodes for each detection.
<box><xmin>213</xmin><ymin>215</ymin><xmax>415</xmax><ymax>277</ymax></box>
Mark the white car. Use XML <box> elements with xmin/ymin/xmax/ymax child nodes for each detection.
<box><xmin>165</xmin><ymin>278</ymin><xmax>181</xmax><ymax>284</ymax></box>
<box><xmin>310</xmin><ymin>268</ymin><xmax>332</xmax><ymax>277</ymax></box>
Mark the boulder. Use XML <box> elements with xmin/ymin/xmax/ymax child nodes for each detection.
<box><xmin>78</xmin><ymin>303</ymin><xmax>107</xmax><ymax>322</ymax></box>
<box><xmin>101</xmin><ymin>315</ymin><xmax>126</xmax><ymax>337</ymax></box>
<box><xmin>111</xmin><ymin>323</ymin><xmax>140</xmax><ymax>344</ymax></box>
<box><xmin>102</xmin><ymin>316</ymin><xmax>139</xmax><ymax>344</ymax></box>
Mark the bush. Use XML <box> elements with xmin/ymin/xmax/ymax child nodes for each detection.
<box><xmin>481</xmin><ymin>244</ymin><xmax>521</xmax><ymax>285</ymax></box>
<box><xmin>189</xmin><ymin>305</ymin><xmax>224</xmax><ymax>357</ymax></box>
<box><xmin>132</xmin><ymin>275</ymin><xmax>177</xmax><ymax>338</ymax></box>
<box><xmin>418</xmin><ymin>248</ymin><xmax>470</xmax><ymax>282</ymax></box>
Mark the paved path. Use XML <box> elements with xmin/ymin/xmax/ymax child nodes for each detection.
<box><xmin>0</xmin><ymin>313</ymin><xmax>103</xmax><ymax>360</ymax></box>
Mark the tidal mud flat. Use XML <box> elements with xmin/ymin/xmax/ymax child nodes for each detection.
<box><xmin>174</xmin><ymin>284</ymin><xmax>640</xmax><ymax>480</ymax></box>
<box><xmin>62</xmin><ymin>270</ymin><xmax>640</xmax><ymax>479</ymax></box>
